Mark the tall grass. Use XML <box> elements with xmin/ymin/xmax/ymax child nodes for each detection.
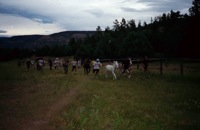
<box><xmin>0</xmin><ymin>59</ymin><xmax>200</xmax><ymax>130</ymax></box>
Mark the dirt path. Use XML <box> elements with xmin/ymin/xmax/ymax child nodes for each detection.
<box><xmin>20</xmin><ymin>87</ymin><xmax>78</xmax><ymax>130</ymax></box>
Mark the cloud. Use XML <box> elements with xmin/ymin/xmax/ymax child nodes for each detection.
<box><xmin>0</xmin><ymin>30</ymin><xmax>7</xmax><ymax>33</ymax></box>
<box><xmin>0</xmin><ymin>13</ymin><xmax>65</xmax><ymax>37</ymax></box>
<box><xmin>120</xmin><ymin>1</ymin><xmax>152</xmax><ymax>12</ymax></box>
<box><xmin>0</xmin><ymin>0</ymin><xmax>193</xmax><ymax>36</ymax></box>
<box><xmin>138</xmin><ymin>0</ymin><xmax>192</xmax><ymax>12</ymax></box>
<box><xmin>0</xmin><ymin>4</ymin><xmax>53</xmax><ymax>24</ymax></box>
<box><xmin>85</xmin><ymin>8</ymin><xmax>105</xmax><ymax>17</ymax></box>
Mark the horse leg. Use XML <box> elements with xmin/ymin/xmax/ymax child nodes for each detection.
<box><xmin>126</xmin><ymin>69</ymin><xmax>131</xmax><ymax>78</ymax></box>
<box><xmin>112</xmin><ymin>72</ymin><xmax>117</xmax><ymax>80</ymax></box>
<box><xmin>126</xmin><ymin>69</ymin><xmax>129</xmax><ymax>74</ymax></box>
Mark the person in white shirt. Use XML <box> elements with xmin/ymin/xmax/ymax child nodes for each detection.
<box><xmin>38</xmin><ymin>59</ymin><xmax>44</xmax><ymax>71</ymax></box>
<box><xmin>77</xmin><ymin>59</ymin><xmax>82</xmax><ymax>68</ymax></box>
<box><xmin>54</xmin><ymin>58</ymin><xmax>60</xmax><ymax>70</ymax></box>
<box><xmin>71</xmin><ymin>59</ymin><xmax>77</xmax><ymax>72</ymax></box>
<box><xmin>93</xmin><ymin>59</ymin><xmax>102</xmax><ymax>76</ymax></box>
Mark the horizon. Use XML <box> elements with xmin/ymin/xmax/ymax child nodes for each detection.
<box><xmin>0</xmin><ymin>30</ymin><xmax>98</xmax><ymax>38</ymax></box>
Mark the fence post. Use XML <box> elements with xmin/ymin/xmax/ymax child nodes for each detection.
<box><xmin>160</xmin><ymin>58</ymin><xmax>163</xmax><ymax>75</ymax></box>
<box><xmin>180</xmin><ymin>59</ymin><xmax>184</xmax><ymax>76</ymax></box>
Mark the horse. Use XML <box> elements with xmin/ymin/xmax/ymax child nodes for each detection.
<box><xmin>105</xmin><ymin>61</ymin><xmax>119</xmax><ymax>80</ymax></box>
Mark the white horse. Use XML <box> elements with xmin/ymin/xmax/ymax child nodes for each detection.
<box><xmin>105</xmin><ymin>61</ymin><xmax>119</xmax><ymax>80</ymax></box>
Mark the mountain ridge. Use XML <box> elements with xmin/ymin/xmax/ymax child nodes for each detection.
<box><xmin>0</xmin><ymin>31</ymin><xmax>96</xmax><ymax>48</ymax></box>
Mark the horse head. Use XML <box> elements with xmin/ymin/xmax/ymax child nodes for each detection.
<box><xmin>113</xmin><ymin>61</ymin><xmax>119</xmax><ymax>69</ymax></box>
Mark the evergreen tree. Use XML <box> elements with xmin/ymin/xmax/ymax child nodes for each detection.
<box><xmin>96</xmin><ymin>26</ymin><xmax>102</xmax><ymax>39</ymax></box>
<box><xmin>189</xmin><ymin>0</ymin><xmax>200</xmax><ymax>16</ymax></box>
<box><xmin>127</xmin><ymin>19</ymin><xmax>136</xmax><ymax>31</ymax></box>
<box><xmin>113</xmin><ymin>19</ymin><xmax>120</xmax><ymax>32</ymax></box>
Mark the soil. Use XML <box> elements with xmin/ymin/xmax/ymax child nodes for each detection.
<box><xmin>0</xmin><ymin>87</ymin><xmax>77</xmax><ymax>130</ymax></box>
<box><xmin>24</xmin><ymin>87</ymin><xmax>77</xmax><ymax>130</ymax></box>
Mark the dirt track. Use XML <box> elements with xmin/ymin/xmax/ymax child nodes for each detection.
<box><xmin>1</xmin><ymin>87</ymin><xmax>77</xmax><ymax>130</ymax></box>
<box><xmin>22</xmin><ymin>87</ymin><xmax>77</xmax><ymax>130</ymax></box>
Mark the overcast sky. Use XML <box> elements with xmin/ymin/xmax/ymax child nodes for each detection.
<box><xmin>0</xmin><ymin>0</ymin><xmax>193</xmax><ymax>37</ymax></box>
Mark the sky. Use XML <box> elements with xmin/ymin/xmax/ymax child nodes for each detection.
<box><xmin>0</xmin><ymin>0</ymin><xmax>193</xmax><ymax>37</ymax></box>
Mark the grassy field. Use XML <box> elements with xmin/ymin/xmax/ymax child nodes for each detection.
<box><xmin>0</xmin><ymin>59</ymin><xmax>200</xmax><ymax>130</ymax></box>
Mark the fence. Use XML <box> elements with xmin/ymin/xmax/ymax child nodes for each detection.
<box><xmin>101</xmin><ymin>58</ymin><xmax>200</xmax><ymax>76</ymax></box>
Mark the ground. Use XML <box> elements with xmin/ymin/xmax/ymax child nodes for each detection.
<box><xmin>0</xmin><ymin>87</ymin><xmax>78</xmax><ymax>130</ymax></box>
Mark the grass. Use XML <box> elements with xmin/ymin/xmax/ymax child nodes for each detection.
<box><xmin>0</xmin><ymin>59</ymin><xmax>200</xmax><ymax>130</ymax></box>
<box><xmin>59</xmin><ymin>72</ymin><xmax>200</xmax><ymax>130</ymax></box>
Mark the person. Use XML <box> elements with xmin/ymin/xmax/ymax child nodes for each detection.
<box><xmin>77</xmin><ymin>59</ymin><xmax>82</xmax><ymax>69</ymax></box>
<box><xmin>48</xmin><ymin>59</ymin><xmax>53</xmax><ymax>70</ymax></box>
<box><xmin>91</xmin><ymin>59</ymin><xmax>95</xmax><ymax>72</ymax></box>
<box><xmin>54</xmin><ymin>58</ymin><xmax>60</xmax><ymax>70</ymax></box>
<box><xmin>26</xmin><ymin>59</ymin><xmax>31</xmax><ymax>71</ymax></box>
<box><xmin>83</xmin><ymin>58</ymin><xmax>91</xmax><ymax>74</ymax></box>
<box><xmin>93</xmin><ymin>59</ymin><xmax>102</xmax><ymax>76</ymax></box>
<box><xmin>121</xmin><ymin>57</ymin><xmax>132</xmax><ymax>78</ymax></box>
<box><xmin>142</xmin><ymin>56</ymin><xmax>148</xmax><ymax>72</ymax></box>
<box><xmin>31</xmin><ymin>60</ymin><xmax>35</xmax><ymax>67</ymax></box>
<box><xmin>36</xmin><ymin>58</ymin><xmax>40</xmax><ymax>70</ymax></box>
<box><xmin>38</xmin><ymin>58</ymin><xmax>44</xmax><ymax>71</ymax></box>
<box><xmin>71</xmin><ymin>59</ymin><xmax>77</xmax><ymax>72</ymax></box>
<box><xmin>63</xmin><ymin>58</ymin><xmax>69</xmax><ymax>74</ymax></box>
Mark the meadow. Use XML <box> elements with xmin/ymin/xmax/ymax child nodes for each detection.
<box><xmin>0</xmin><ymin>59</ymin><xmax>200</xmax><ymax>130</ymax></box>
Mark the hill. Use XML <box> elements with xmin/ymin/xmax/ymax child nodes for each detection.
<box><xmin>0</xmin><ymin>31</ymin><xmax>96</xmax><ymax>48</ymax></box>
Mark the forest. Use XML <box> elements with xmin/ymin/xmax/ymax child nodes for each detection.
<box><xmin>0</xmin><ymin>0</ymin><xmax>200</xmax><ymax>61</ymax></box>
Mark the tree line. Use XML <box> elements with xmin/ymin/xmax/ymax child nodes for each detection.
<box><xmin>1</xmin><ymin>0</ymin><xmax>199</xmax><ymax>61</ymax></box>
